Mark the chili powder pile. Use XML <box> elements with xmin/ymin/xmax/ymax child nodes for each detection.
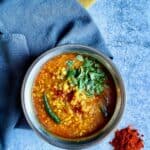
<box><xmin>110</xmin><ymin>126</ymin><xmax>144</xmax><ymax>150</ymax></box>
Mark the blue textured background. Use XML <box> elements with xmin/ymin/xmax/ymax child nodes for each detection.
<box><xmin>6</xmin><ymin>0</ymin><xmax>150</xmax><ymax>149</ymax></box>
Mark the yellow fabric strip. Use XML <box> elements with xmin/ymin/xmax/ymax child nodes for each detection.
<box><xmin>78</xmin><ymin>0</ymin><xmax>95</xmax><ymax>8</ymax></box>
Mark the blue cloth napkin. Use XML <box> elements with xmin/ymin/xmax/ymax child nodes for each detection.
<box><xmin>0</xmin><ymin>0</ymin><xmax>112</xmax><ymax>149</ymax></box>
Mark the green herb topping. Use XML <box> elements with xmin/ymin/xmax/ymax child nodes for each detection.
<box><xmin>66</xmin><ymin>55</ymin><xmax>106</xmax><ymax>96</ymax></box>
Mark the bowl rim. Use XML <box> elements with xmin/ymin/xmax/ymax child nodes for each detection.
<box><xmin>21</xmin><ymin>44</ymin><xmax>126</xmax><ymax>149</ymax></box>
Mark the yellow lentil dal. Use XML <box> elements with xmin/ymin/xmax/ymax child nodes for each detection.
<box><xmin>32</xmin><ymin>53</ymin><xmax>116</xmax><ymax>138</ymax></box>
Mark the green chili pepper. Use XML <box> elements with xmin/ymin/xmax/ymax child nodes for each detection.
<box><xmin>43</xmin><ymin>94</ymin><xmax>61</xmax><ymax>124</ymax></box>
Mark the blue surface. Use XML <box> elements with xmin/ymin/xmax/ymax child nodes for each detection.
<box><xmin>3</xmin><ymin>0</ymin><xmax>150</xmax><ymax>149</ymax></box>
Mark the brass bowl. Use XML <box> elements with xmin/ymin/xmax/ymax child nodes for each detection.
<box><xmin>21</xmin><ymin>44</ymin><xmax>125</xmax><ymax>149</ymax></box>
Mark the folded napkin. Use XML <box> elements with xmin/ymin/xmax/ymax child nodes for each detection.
<box><xmin>0</xmin><ymin>0</ymin><xmax>112</xmax><ymax>149</ymax></box>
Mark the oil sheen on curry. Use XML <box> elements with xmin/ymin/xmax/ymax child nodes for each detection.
<box><xmin>32</xmin><ymin>53</ymin><xmax>116</xmax><ymax>138</ymax></box>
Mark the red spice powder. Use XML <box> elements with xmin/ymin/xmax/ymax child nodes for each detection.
<box><xmin>110</xmin><ymin>126</ymin><xmax>144</xmax><ymax>150</ymax></box>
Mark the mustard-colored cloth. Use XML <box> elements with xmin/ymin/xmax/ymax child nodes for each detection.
<box><xmin>78</xmin><ymin>0</ymin><xmax>95</xmax><ymax>8</ymax></box>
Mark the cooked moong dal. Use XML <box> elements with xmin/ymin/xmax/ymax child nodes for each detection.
<box><xmin>32</xmin><ymin>53</ymin><xmax>116</xmax><ymax>138</ymax></box>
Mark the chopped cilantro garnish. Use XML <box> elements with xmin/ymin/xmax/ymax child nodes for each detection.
<box><xmin>66</xmin><ymin>60</ymin><xmax>73</xmax><ymax>68</ymax></box>
<box><xmin>66</xmin><ymin>55</ymin><xmax>106</xmax><ymax>96</ymax></box>
<box><xmin>76</xmin><ymin>55</ymin><xmax>84</xmax><ymax>61</ymax></box>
